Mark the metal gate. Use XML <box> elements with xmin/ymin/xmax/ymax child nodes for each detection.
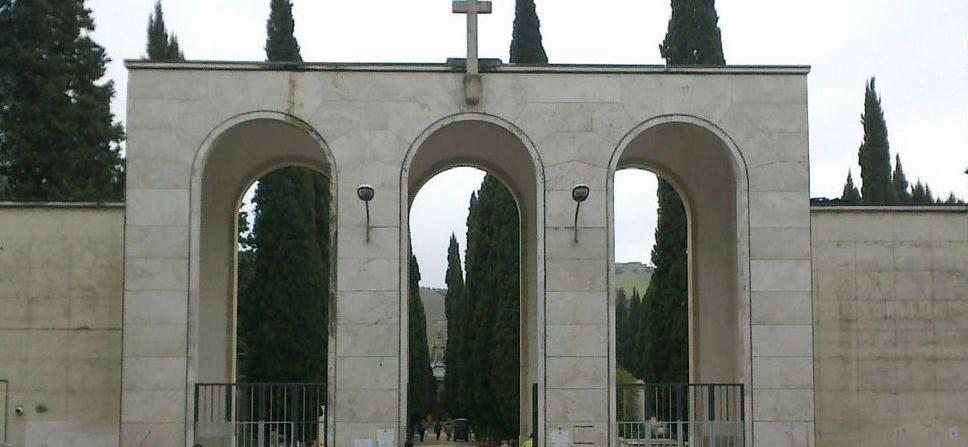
<box><xmin>194</xmin><ymin>383</ymin><xmax>326</xmax><ymax>447</ymax></box>
<box><xmin>617</xmin><ymin>383</ymin><xmax>745</xmax><ymax>447</ymax></box>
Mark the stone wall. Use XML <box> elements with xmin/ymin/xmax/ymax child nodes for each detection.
<box><xmin>812</xmin><ymin>206</ymin><xmax>968</xmax><ymax>447</ymax></box>
<box><xmin>0</xmin><ymin>204</ymin><xmax>124</xmax><ymax>447</ymax></box>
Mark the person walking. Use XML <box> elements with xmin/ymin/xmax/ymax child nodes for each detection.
<box><xmin>417</xmin><ymin>420</ymin><xmax>426</xmax><ymax>442</ymax></box>
<box><xmin>434</xmin><ymin>421</ymin><xmax>442</xmax><ymax>440</ymax></box>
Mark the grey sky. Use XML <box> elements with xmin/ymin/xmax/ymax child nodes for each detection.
<box><xmin>88</xmin><ymin>0</ymin><xmax>968</xmax><ymax>286</ymax></box>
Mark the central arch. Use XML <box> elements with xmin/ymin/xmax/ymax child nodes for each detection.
<box><xmin>399</xmin><ymin>113</ymin><xmax>546</xmax><ymax>442</ymax></box>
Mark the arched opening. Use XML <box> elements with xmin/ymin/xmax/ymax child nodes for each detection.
<box><xmin>401</xmin><ymin>116</ymin><xmax>544</xmax><ymax>444</ymax></box>
<box><xmin>190</xmin><ymin>115</ymin><xmax>336</xmax><ymax>446</ymax></box>
<box><xmin>609</xmin><ymin>118</ymin><xmax>751</xmax><ymax>445</ymax></box>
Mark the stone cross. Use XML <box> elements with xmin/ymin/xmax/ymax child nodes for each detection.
<box><xmin>453</xmin><ymin>0</ymin><xmax>491</xmax><ymax>105</ymax></box>
<box><xmin>452</xmin><ymin>0</ymin><xmax>492</xmax><ymax>75</ymax></box>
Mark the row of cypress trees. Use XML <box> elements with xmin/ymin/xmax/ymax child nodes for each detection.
<box><xmin>841</xmin><ymin>79</ymin><xmax>964</xmax><ymax>205</ymax></box>
<box><xmin>445</xmin><ymin>176</ymin><xmax>522</xmax><ymax>440</ymax></box>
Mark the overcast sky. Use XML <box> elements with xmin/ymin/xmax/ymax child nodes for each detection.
<box><xmin>88</xmin><ymin>0</ymin><xmax>968</xmax><ymax>287</ymax></box>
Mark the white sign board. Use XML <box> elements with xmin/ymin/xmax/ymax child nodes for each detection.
<box><xmin>377</xmin><ymin>428</ymin><xmax>396</xmax><ymax>447</ymax></box>
<box><xmin>549</xmin><ymin>427</ymin><xmax>572</xmax><ymax>447</ymax></box>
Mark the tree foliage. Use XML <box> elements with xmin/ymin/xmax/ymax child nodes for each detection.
<box><xmin>841</xmin><ymin>171</ymin><xmax>861</xmax><ymax>204</ymax></box>
<box><xmin>236</xmin><ymin>0</ymin><xmax>330</xmax><ymax>384</ymax></box>
<box><xmin>659</xmin><ymin>0</ymin><xmax>725</xmax><ymax>66</ymax></box>
<box><xmin>408</xmin><ymin>254</ymin><xmax>436</xmax><ymax>426</ymax></box>
<box><xmin>449</xmin><ymin>176</ymin><xmax>521</xmax><ymax>440</ymax></box>
<box><xmin>857</xmin><ymin>78</ymin><xmax>894</xmax><ymax>204</ymax></box>
<box><xmin>146</xmin><ymin>1</ymin><xmax>183</xmax><ymax>61</ymax></box>
<box><xmin>509</xmin><ymin>0</ymin><xmax>547</xmax><ymax>64</ymax></box>
<box><xmin>238</xmin><ymin>167</ymin><xmax>328</xmax><ymax>382</ymax></box>
<box><xmin>0</xmin><ymin>0</ymin><xmax>124</xmax><ymax>201</ymax></box>
<box><xmin>891</xmin><ymin>154</ymin><xmax>911</xmax><ymax>204</ymax></box>
<box><xmin>443</xmin><ymin>235</ymin><xmax>465</xmax><ymax>414</ymax></box>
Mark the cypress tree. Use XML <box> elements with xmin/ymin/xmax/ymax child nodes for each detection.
<box><xmin>659</xmin><ymin>0</ymin><xmax>726</xmax><ymax>66</ymax></box>
<box><xmin>146</xmin><ymin>1</ymin><xmax>183</xmax><ymax>61</ymax></box>
<box><xmin>891</xmin><ymin>154</ymin><xmax>911</xmax><ymax>204</ymax></box>
<box><xmin>443</xmin><ymin>235</ymin><xmax>465</xmax><ymax>415</ymax></box>
<box><xmin>841</xmin><ymin>171</ymin><xmax>862</xmax><ymax>204</ymax></box>
<box><xmin>0</xmin><ymin>0</ymin><xmax>124</xmax><ymax>201</ymax></box>
<box><xmin>615</xmin><ymin>288</ymin><xmax>629</xmax><ymax>367</ymax></box>
<box><xmin>408</xmin><ymin>254</ymin><xmax>436</xmax><ymax>427</ymax></box>
<box><xmin>240</xmin><ymin>167</ymin><xmax>328</xmax><ymax>381</ymax></box>
<box><xmin>638</xmin><ymin>0</ymin><xmax>726</xmax><ymax>383</ymax></box>
<box><xmin>509</xmin><ymin>0</ymin><xmax>548</xmax><ymax>64</ymax></box>
<box><xmin>857</xmin><ymin>78</ymin><xmax>894</xmax><ymax>205</ymax></box>
<box><xmin>237</xmin><ymin>0</ymin><xmax>330</xmax><ymax>383</ymax></box>
<box><xmin>266</xmin><ymin>0</ymin><xmax>301</xmax><ymax>62</ymax></box>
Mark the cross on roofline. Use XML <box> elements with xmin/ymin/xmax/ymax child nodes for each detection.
<box><xmin>452</xmin><ymin>0</ymin><xmax>492</xmax><ymax>76</ymax></box>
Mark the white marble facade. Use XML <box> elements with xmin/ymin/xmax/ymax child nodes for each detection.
<box><xmin>121</xmin><ymin>62</ymin><xmax>813</xmax><ymax>446</ymax></box>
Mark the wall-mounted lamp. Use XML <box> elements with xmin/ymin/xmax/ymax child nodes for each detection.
<box><xmin>571</xmin><ymin>184</ymin><xmax>590</xmax><ymax>243</ymax></box>
<box><xmin>357</xmin><ymin>185</ymin><xmax>375</xmax><ymax>242</ymax></box>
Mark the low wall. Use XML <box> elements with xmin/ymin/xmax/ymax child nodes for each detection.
<box><xmin>0</xmin><ymin>203</ymin><xmax>124</xmax><ymax>447</ymax></box>
<box><xmin>811</xmin><ymin>206</ymin><xmax>968</xmax><ymax>447</ymax></box>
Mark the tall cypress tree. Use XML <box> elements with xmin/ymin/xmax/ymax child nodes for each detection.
<box><xmin>408</xmin><ymin>254</ymin><xmax>436</xmax><ymax>427</ymax></box>
<box><xmin>891</xmin><ymin>154</ymin><xmax>911</xmax><ymax>204</ymax></box>
<box><xmin>638</xmin><ymin>0</ymin><xmax>726</xmax><ymax>383</ymax></box>
<box><xmin>509</xmin><ymin>0</ymin><xmax>548</xmax><ymax>64</ymax></box>
<box><xmin>237</xmin><ymin>0</ymin><xmax>330</xmax><ymax>383</ymax></box>
<box><xmin>0</xmin><ymin>0</ymin><xmax>124</xmax><ymax>201</ymax></box>
<box><xmin>841</xmin><ymin>171</ymin><xmax>861</xmax><ymax>204</ymax></box>
<box><xmin>443</xmin><ymin>234</ymin><xmax>465</xmax><ymax>415</ymax></box>
<box><xmin>857</xmin><ymin>78</ymin><xmax>894</xmax><ymax>205</ymax></box>
<box><xmin>146</xmin><ymin>1</ymin><xmax>183</xmax><ymax>61</ymax></box>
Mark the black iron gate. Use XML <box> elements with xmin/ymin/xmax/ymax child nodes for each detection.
<box><xmin>194</xmin><ymin>382</ymin><xmax>326</xmax><ymax>447</ymax></box>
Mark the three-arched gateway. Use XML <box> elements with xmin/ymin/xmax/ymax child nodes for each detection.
<box><xmin>122</xmin><ymin>62</ymin><xmax>814</xmax><ymax>447</ymax></box>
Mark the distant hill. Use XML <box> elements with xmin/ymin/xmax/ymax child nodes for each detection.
<box><xmin>615</xmin><ymin>262</ymin><xmax>653</xmax><ymax>295</ymax></box>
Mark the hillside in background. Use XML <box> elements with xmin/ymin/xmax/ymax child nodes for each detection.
<box><xmin>615</xmin><ymin>262</ymin><xmax>653</xmax><ymax>295</ymax></box>
<box><xmin>420</xmin><ymin>287</ymin><xmax>447</xmax><ymax>348</ymax></box>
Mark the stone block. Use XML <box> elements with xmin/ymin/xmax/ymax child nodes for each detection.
<box><xmin>749</xmin><ymin>161</ymin><xmax>808</xmax><ymax>192</ymax></box>
<box><xmin>544</xmin><ymin>160</ymin><xmax>607</xmax><ymax>192</ymax></box>
<box><xmin>752</xmin><ymin>325</ymin><xmax>813</xmax><ymax>357</ymax></box>
<box><xmin>121</xmin><ymin>389</ymin><xmax>185</xmax><ymax>424</ymax></box>
<box><xmin>121</xmin><ymin>357</ymin><xmax>186</xmax><ymax>390</ymax></box>
<box><xmin>753</xmin><ymin>421</ymin><xmax>815</xmax><ymax>447</ymax></box>
<box><xmin>337</xmin><ymin>291</ymin><xmax>399</xmax><ymax>325</ymax></box>
<box><xmin>546</xmin><ymin>188</ymin><xmax>607</xmax><ymax>229</ymax></box>
<box><xmin>751</xmin><ymin>292</ymin><xmax>812</xmax><ymax>325</ymax></box>
<box><xmin>750</xmin><ymin>192</ymin><xmax>809</xmax><ymax>229</ymax></box>
<box><xmin>545</xmin><ymin>388</ymin><xmax>608</xmax><ymax>422</ymax></box>
<box><xmin>124</xmin><ymin>290</ymin><xmax>186</xmax><ymax>325</ymax></box>
<box><xmin>546</xmin><ymin>291</ymin><xmax>607</xmax><ymax>325</ymax></box>
<box><xmin>333</xmin><ymin>389</ymin><xmax>399</xmax><ymax>422</ymax></box>
<box><xmin>545</xmin><ymin>228</ymin><xmax>607</xmax><ymax>260</ymax></box>
<box><xmin>751</xmin><ymin>228</ymin><xmax>811</xmax><ymax>260</ymax></box>
<box><xmin>546</xmin><ymin>259</ymin><xmax>607</xmax><ymax>292</ymax></box>
<box><xmin>336</xmin><ymin>324</ymin><xmax>398</xmax><ymax>357</ymax></box>
<box><xmin>336</xmin><ymin>257</ymin><xmax>399</xmax><ymax>292</ymax></box>
<box><xmin>123</xmin><ymin>324</ymin><xmax>186</xmax><ymax>358</ymax></box>
<box><xmin>546</xmin><ymin>357</ymin><xmax>607</xmax><ymax>389</ymax></box>
<box><xmin>546</xmin><ymin>324</ymin><xmax>607</xmax><ymax>357</ymax></box>
<box><xmin>121</xmin><ymin>422</ymin><xmax>184</xmax><ymax>447</ymax></box>
<box><xmin>123</xmin><ymin>258</ymin><xmax>188</xmax><ymax>292</ymax></box>
<box><xmin>336</xmin><ymin>356</ymin><xmax>399</xmax><ymax>389</ymax></box>
<box><xmin>752</xmin><ymin>389</ymin><xmax>814</xmax><ymax>422</ymax></box>
<box><xmin>125</xmin><ymin>225</ymin><xmax>189</xmax><ymax>259</ymax></box>
<box><xmin>751</xmin><ymin>260</ymin><xmax>811</xmax><ymax>292</ymax></box>
<box><xmin>337</xmin><ymin>225</ymin><xmax>399</xmax><ymax>260</ymax></box>
<box><xmin>753</xmin><ymin>356</ymin><xmax>814</xmax><ymax>389</ymax></box>
<box><xmin>125</xmin><ymin>189</ymin><xmax>189</xmax><ymax>226</ymax></box>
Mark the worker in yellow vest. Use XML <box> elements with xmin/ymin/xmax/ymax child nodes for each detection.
<box><xmin>522</xmin><ymin>432</ymin><xmax>534</xmax><ymax>447</ymax></box>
